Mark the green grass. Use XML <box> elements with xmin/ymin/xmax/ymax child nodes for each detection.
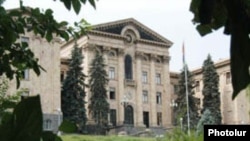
<box><xmin>61</xmin><ymin>134</ymin><xmax>156</xmax><ymax>141</ymax></box>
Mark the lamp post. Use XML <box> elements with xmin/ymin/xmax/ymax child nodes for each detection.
<box><xmin>56</xmin><ymin>108</ymin><xmax>62</xmax><ymax>136</ymax></box>
<box><xmin>180</xmin><ymin>117</ymin><xmax>183</xmax><ymax>131</ymax></box>
<box><xmin>170</xmin><ymin>99</ymin><xmax>178</xmax><ymax>126</ymax></box>
<box><xmin>121</xmin><ymin>95</ymin><xmax>129</xmax><ymax>124</ymax></box>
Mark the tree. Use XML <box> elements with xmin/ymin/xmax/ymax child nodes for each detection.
<box><xmin>190</xmin><ymin>0</ymin><xmax>250</xmax><ymax>99</ymax></box>
<box><xmin>61</xmin><ymin>43</ymin><xmax>87</xmax><ymax>133</ymax></box>
<box><xmin>88</xmin><ymin>50</ymin><xmax>109</xmax><ymax>134</ymax></box>
<box><xmin>0</xmin><ymin>0</ymin><xmax>95</xmax><ymax>88</ymax></box>
<box><xmin>175</xmin><ymin>65</ymin><xmax>200</xmax><ymax>132</ymax></box>
<box><xmin>196</xmin><ymin>109</ymin><xmax>215</xmax><ymax>135</ymax></box>
<box><xmin>201</xmin><ymin>54</ymin><xmax>222</xmax><ymax>124</ymax></box>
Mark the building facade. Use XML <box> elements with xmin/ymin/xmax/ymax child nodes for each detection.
<box><xmin>6</xmin><ymin>31</ymin><xmax>63</xmax><ymax>132</ymax></box>
<box><xmin>170</xmin><ymin>59</ymin><xmax>250</xmax><ymax>125</ymax></box>
<box><xmin>61</xmin><ymin>18</ymin><xmax>174</xmax><ymax>131</ymax></box>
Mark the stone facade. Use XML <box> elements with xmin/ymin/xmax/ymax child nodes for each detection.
<box><xmin>6</xmin><ymin>31</ymin><xmax>63</xmax><ymax>133</ymax></box>
<box><xmin>170</xmin><ymin>59</ymin><xmax>250</xmax><ymax>125</ymax></box>
<box><xmin>60</xmin><ymin>18</ymin><xmax>173</xmax><ymax>131</ymax></box>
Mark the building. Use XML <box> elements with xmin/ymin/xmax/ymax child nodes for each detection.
<box><xmin>61</xmin><ymin>18</ymin><xmax>173</xmax><ymax>133</ymax></box>
<box><xmin>6</xmin><ymin>32</ymin><xmax>63</xmax><ymax>132</ymax></box>
<box><xmin>191</xmin><ymin>59</ymin><xmax>250</xmax><ymax>124</ymax></box>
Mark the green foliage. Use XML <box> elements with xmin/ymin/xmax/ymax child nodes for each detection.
<box><xmin>196</xmin><ymin>109</ymin><xmax>215</xmax><ymax>135</ymax></box>
<box><xmin>165</xmin><ymin>128</ymin><xmax>203</xmax><ymax>141</ymax></box>
<box><xmin>88</xmin><ymin>50</ymin><xmax>109</xmax><ymax>133</ymax></box>
<box><xmin>59</xmin><ymin>120</ymin><xmax>77</xmax><ymax>133</ymax></box>
<box><xmin>190</xmin><ymin>0</ymin><xmax>250</xmax><ymax>99</ymax></box>
<box><xmin>201</xmin><ymin>54</ymin><xmax>222</xmax><ymax>124</ymax></box>
<box><xmin>61</xmin><ymin>43</ymin><xmax>87</xmax><ymax>133</ymax></box>
<box><xmin>0</xmin><ymin>2</ymin><xmax>93</xmax><ymax>88</ymax></box>
<box><xmin>61</xmin><ymin>135</ymin><xmax>155</xmax><ymax>141</ymax></box>
<box><xmin>0</xmin><ymin>95</ymin><xmax>43</xmax><ymax>141</ymax></box>
<box><xmin>60</xmin><ymin>0</ymin><xmax>96</xmax><ymax>14</ymax></box>
<box><xmin>175</xmin><ymin>65</ymin><xmax>200</xmax><ymax>132</ymax></box>
<box><xmin>0</xmin><ymin>76</ymin><xmax>20</xmax><ymax>124</ymax></box>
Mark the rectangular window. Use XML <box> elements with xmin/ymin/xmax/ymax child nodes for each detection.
<box><xmin>109</xmin><ymin>87</ymin><xmax>116</xmax><ymax>100</ymax></box>
<box><xmin>60</xmin><ymin>71</ymin><xmax>65</xmax><ymax>82</ymax></box>
<box><xmin>156</xmin><ymin>73</ymin><xmax>161</xmax><ymax>84</ymax></box>
<box><xmin>110</xmin><ymin>109</ymin><xmax>117</xmax><ymax>126</ymax></box>
<box><xmin>142</xmin><ymin>71</ymin><xmax>148</xmax><ymax>83</ymax></box>
<box><xmin>195</xmin><ymin>81</ymin><xmax>200</xmax><ymax>92</ymax></box>
<box><xmin>157</xmin><ymin>112</ymin><xmax>162</xmax><ymax>126</ymax></box>
<box><xmin>226</xmin><ymin>72</ymin><xmax>231</xmax><ymax>84</ymax></box>
<box><xmin>21</xmin><ymin>69</ymin><xmax>29</xmax><ymax>80</ymax></box>
<box><xmin>109</xmin><ymin>67</ymin><xmax>115</xmax><ymax>79</ymax></box>
<box><xmin>43</xmin><ymin>119</ymin><xmax>52</xmax><ymax>131</ymax></box>
<box><xmin>142</xmin><ymin>90</ymin><xmax>148</xmax><ymax>103</ymax></box>
<box><xmin>156</xmin><ymin>92</ymin><xmax>162</xmax><ymax>105</ymax></box>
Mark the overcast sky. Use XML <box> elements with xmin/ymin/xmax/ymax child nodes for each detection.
<box><xmin>3</xmin><ymin>0</ymin><xmax>230</xmax><ymax>72</ymax></box>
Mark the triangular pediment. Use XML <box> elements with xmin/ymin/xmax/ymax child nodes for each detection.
<box><xmin>91</xmin><ymin>18</ymin><xmax>172</xmax><ymax>45</ymax></box>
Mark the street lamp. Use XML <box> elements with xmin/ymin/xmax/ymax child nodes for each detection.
<box><xmin>170</xmin><ymin>99</ymin><xmax>178</xmax><ymax>107</ymax></box>
<box><xmin>180</xmin><ymin>117</ymin><xmax>183</xmax><ymax>131</ymax></box>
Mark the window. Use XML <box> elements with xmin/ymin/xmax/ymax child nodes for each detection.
<box><xmin>109</xmin><ymin>67</ymin><xmax>115</xmax><ymax>79</ymax></box>
<box><xmin>43</xmin><ymin>119</ymin><xmax>52</xmax><ymax>131</ymax></box>
<box><xmin>125</xmin><ymin>55</ymin><xmax>133</xmax><ymax>80</ymax></box>
<box><xmin>195</xmin><ymin>81</ymin><xmax>200</xmax><ymax>92</ymax></box>
<box><xmin>110</xmin><ymin>109</ymin><xmax>117</xmax><ymax>126</ymax></box>
<box><xmin>226</xmin><ymin>72</ymin><xmax>231</xmax><ymax>84</ymax></box>
<box><xmin>21</xmin><ymin>69</ymin><xmax>29</xmax><ymax>80</ymax></box>
<box><xmin>109</xmin><ymin>87</ymin><xmax>116</xmax><ymax>100</ymax></box>
<box><xmin>157</xmin><ymin>112</ymin><xmax>162</xmax><ymax>126</ymax></box>
<box><xmin>156</xmin><ymin>92</ymin><xmax>162</xmax><ymax>104</ymax></box>
<box><xmin>60</xmin><ymin>71</ymin><xmax>65</xmax><ymax>82</ymax></box>
<box><xmin>142</xmin><ymin>71</ymin><xmax>148</xmax><ymax>83</ymax></box>
<box><xmin>142</xmin><ymin>90</ymin><xmax>148</xmax><ymax>103</ymax></box>
<box><xmin>21</xmin><ymin>90</ymin><xmax>29</xmax><ymax>100</ymax></box>
<box><xmin>156</xmin><ymin>73</ymin><xmax>161</xmax><ymax>84</ymax></box>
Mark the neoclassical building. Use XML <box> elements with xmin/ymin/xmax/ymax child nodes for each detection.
<box><xmin>61</xmin><ymin>18</ymin><xmax>173</xmax><ymax>132</ymax></box>
<box><xmin>170</xmin><ymin>59</ymin><xmax>250</xmax><ymax>125</ymax></box>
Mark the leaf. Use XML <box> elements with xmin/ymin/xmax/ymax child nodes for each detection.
<box><xmin>88</xmin><ymin>0</ymin><xmax>96</xmax><ymax>9</ymax></box>
<box><xmin>72</xmin><ymin>0</ymin><xmax>81</xmax><ymax>14</ymax></box>
<box><xmin>196</xmin><ymin>24</ymin><xmax>212</xmax><ymax>36</ymax></box>
<box><xmin>61</xmin><ymin>0</ymin><xmax>72</xmax><ymax>11</ymax></box>
<box><xmin>0</xmin><ymin>95</ymin><xmax>43</xmax><ymax>141</ymax></box>
<box><xmin>58</xmin><ymin>120</ymin><xmax>77</xmax><ymax>133</ymax></box>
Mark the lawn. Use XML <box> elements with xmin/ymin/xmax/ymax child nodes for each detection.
<box><xmin>61</xmin><ymin>134</ymin><xmax>157</xmax><ymax>141</ymax></box>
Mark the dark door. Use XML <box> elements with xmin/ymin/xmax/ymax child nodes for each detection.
<box><xmin>124</xmin><ymin>105</ymin><xmax>134</xmax><ymax>125</ymax></box>
<box><xmin>143</xmin><ymin>111</ymin><xmax>149</xmax><ymax>128</ymax></box>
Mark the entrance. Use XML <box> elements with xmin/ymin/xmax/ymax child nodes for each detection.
<box><xmin>124</xmin><ymin>105</ymin><xmax>134</xmax><ymax>125</ymax></box>
<box><xmin>143</xmin><ymin>111</ymin><xmax>149</xmax><ymax>128</ymax></box>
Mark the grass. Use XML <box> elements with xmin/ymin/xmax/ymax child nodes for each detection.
<box><xmin>61</xmin><ymin>134</ymin><xmax>156</xmax><ymax>141</ymax></box>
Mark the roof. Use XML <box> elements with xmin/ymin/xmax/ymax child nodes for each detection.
<box><xmin>89</xmin><ymin>18</ymin><xmax>173</xmax><ymax>46</ymax></box>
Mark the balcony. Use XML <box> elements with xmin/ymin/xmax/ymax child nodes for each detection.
<box><xmin>124</xmin><ymin>79</ymin><xmax>136</xmax><ymax>87</ymax></box>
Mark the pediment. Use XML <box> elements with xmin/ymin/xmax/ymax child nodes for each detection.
<box><xmin>91</xmin><ymin>18</ymin><xmax>172</xmax><ymax>45</ymax></box>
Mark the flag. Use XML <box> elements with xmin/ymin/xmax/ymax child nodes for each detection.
<box><xmin>182</xmin><ymin>42</ymin><xmax>185</xmax><ymax>66</ymax></box>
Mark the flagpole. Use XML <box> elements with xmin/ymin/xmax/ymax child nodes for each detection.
<box><xmin>183</xmin><ymin>42</ymin><xmax>190</xmax><ymax>135</ymax></box>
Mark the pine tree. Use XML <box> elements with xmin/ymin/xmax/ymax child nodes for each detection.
<box><xmin>175</xmin><ymin>65</ymin><xmax>200</xmax><ymax>132</ymax></box>
<box><xmin>61</xmin><ymin>43</ymin><xmax>87</xmax><ymax>133</ymax></box>
<box><xmin>88</xmin><ymin>50</ymin><xmax>109</xmax><ymax>134</ymax></box>
<box><xmin>201</xmin><ymin>54</ymin><xmax>222</xmax><ymax>124</ymax></box>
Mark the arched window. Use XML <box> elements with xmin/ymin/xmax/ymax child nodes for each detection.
<box><xmin>125</xmin><ymin>55</ymin><xmax>133</xmax><ymax>79</ymax></box>
<box><xmin>43</xmin><ymin>119</ymin><xmax>52</xmax><ymax>130</ymax></box>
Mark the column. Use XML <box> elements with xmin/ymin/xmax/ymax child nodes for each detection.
<box><xmin>162</xmin><ymin>55</ymin><xmax>171</xmax><ymax>127</ymax></box>
<box><xmin>150</xmin><ymin>54</ymin><xmax>157</xmax><ymax>127</ymax></box>
<box><xmin>117</xmin><ymin>48</ymin><xmax>125</xmax><ymax>125</ymax></box>
<box><xmin>135</xmin><ymin>51</ymin><xmax>145</xmax><ymax>127</ymax></box>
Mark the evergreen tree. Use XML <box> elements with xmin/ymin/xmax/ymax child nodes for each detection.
<box><xmin>196</xmin><ymin>109</ymin><xmax>216</xmax><ymax>135</ymax></box>
<box><xmin>61</xmin><ymin>43</ymin><xmax>87</xmax><ymax>133</ymax></box>
<box><xmin>88</xmin><ymin>50</ymin><xmax>109</xmax><ymax>134</ymax></box>
<box><xmin>201</xmin><ymin>54</ymin><xmax>222</xmax><ymax>124</ymax></box>
<box><xmin>175</xmin><ymin>65</ymin><xmax>200</xmax><ymax>132</ymax></box>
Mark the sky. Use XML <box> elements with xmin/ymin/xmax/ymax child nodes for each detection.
<box><xmin>3</xmin><ymin>0</ymin><xmax>231</xmax><ymax>72</ymax></box>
